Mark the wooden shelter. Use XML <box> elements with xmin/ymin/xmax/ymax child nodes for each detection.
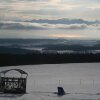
<box><xmin>0</xmin><ymin>69</ymin><xmax>28</xmax><ymax>94</ymax></box>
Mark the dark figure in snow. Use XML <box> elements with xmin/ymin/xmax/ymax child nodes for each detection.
<box><xmin>57</xmin><ymin>87</ymin><xmax>66</xmax><ymax>96</ymax></box>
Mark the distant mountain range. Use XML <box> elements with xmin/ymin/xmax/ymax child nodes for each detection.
<box><xmin>0</xmin><ymin>39</ymin><xmax>100</xmax><ymax>54</ymax></box>
<box><xmin>0</xmin><ymin>46</ymin><xmax>33</xmax><ymax>54</ymax></box>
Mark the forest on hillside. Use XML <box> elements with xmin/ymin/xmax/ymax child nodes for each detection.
<box><xmin>0</xmin><ymin>52</ymin><xmax>100</xmax><ymax>67</ymax></box>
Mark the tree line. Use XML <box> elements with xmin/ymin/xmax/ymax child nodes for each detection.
<box><xmin>0</xmin><ymin>52</ymin><xmax>100</xmax><ymax>67</ymax></box>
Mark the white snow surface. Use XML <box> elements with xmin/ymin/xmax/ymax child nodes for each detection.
<box><xmin>0</xmin><ymin>63</ymin><xmax>100</xmax><ymax>100</ymax></box>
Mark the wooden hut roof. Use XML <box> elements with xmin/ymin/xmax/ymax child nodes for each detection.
<box><xmin>0</xmin><ymin>69</ymin><xmax>28</xmax><ymax>75</ymax></box>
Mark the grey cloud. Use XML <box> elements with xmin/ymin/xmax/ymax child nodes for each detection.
<box><xmin>0</xmin><ymin>18</ymin><xmax>100</xmax><ymax>30</ymax></box>
<box><xmin>0</xmin><ymin>0</ymin><xmax>100</xmax><ymax>20</ymax></box>
<box><xmin>0</xmin><ymin>21</ymin><xmax>47</xmax><ymax>30</ymax></box>
<box><xmin>0</xmin><ymin>0</ymin><xmax>48</xmax><ymax>3</ymax></box>
<box><xmin>28</xmin><ymin>18</ymin><xmax>100</xmax><ymax>25</ymax></box>
<box><xmin>62</xmin><ymin>0</ymin><xmax>100</xmax><ymax>3</ymax></box>
<box><xmin>58</xmin><ymin>24</ymin><xmax>87</xmax><ymax>30</ymax></box>
<box><xmin>0</xmin><ymin>21</ymin><xmax>89</xmax><ymax>30</ymax></box>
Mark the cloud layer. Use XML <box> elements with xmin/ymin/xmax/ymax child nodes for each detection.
<box><xmin>0</xmin><ymin>19</ymin><xmax>100</xmax><ymax>30</ymax></box>
<box><xmin>0</xmin><ymin>0</ymin><xmax>100</xmax><ymax>39</ymax></box>
<box><xmin>0</xmin><ymin>0</ymin><xmax>100</xmax><ymax>20</ymax></box>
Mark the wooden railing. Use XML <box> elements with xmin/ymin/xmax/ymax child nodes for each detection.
<box><xmin>0</xmin><ymin>77</ymin><xmax>26</xmax><ymax>93</ymax></box>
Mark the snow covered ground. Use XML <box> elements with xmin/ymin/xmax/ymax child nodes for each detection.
<box><xmin>0</xmin><ymin>63</ymin><xmax>100</xmax><ymax>100</ymax></box>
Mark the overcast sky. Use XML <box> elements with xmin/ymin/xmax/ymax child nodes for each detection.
<box><xmin>0</xmin><ymin>0</ymin><xmax>100</xmax><ymax>39</ymax></box>
<box><xmin>0</xmin><ymin>0</ymin><xmax>100</xmax><ymax>20</ymax></box>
